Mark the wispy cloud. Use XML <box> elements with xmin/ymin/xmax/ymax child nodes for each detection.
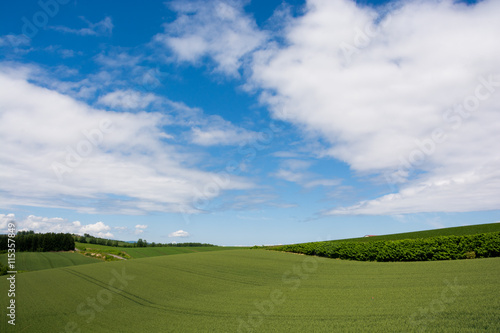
<box><xmin>189</xmin><ymin>120</ymin><xmax>258</xmax><ymax>146</ymax></box>
<box><xmin>272</xmin><ymin>159</ymin><xmax>341</xmax><ymax>188</ymax></box>
<box><xmin>50</xmin><ymin>16</ymin><xmax>113</xmax><ymax>37</ymax></box>
<box><xmin>97</xmin><ymin>89</ymin><xmax>159</xmax><ymax>110</ymax></box>
<box><xmin>221</xmin><ymin>193</ymin><xmax>297</xmax><ymax>211</ymax></box>
<box><xmin>0</xmin><ymin>65</ymin><xmax>253</xmax><ymax>215</ymax></box>
<box><xmin>0</xmin><ymin>34</ymin><xmax>30</xmax><ymax>47</ymax></box>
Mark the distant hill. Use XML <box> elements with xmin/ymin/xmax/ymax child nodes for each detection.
<box><xmin>265</xmin><ymin>222</ymin><xmax>500</xmax><ymax>262</ymax></box>
<box><xmin>324</xmin><ymin>222</ymin><xmax>500</xmax><ymax>244</ymax></box>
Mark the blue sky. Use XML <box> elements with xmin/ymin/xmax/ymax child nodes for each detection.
<box><xmin>0</xmin><ymin>0</ymin><xmax>498</xmax><ymax>245</ymax></box>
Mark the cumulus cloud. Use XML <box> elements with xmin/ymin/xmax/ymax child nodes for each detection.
<box><xmin>80</xmin><ymin>221</ymin><xmax>113</xmax><ymax>238</ymax></box>
<box><xmin>168</xmin><ymin>229</ymin><xmax>190</xmax><ymax>237</ymax></box>
<box><xmin>0</xmin><ymin>65</ymin><xmax>253</xmax><ymax>215</ymax></box>
<box><xmin>1</xmin><ymin>213</ymin><xmax>114</xmax><ymax>238</ymax></box>
<box><xmin>134</xmin><ymin>224</ymin><xmax>148</xmax><ymax>234</ymax></box>
<box><xmin>248</xmin><ymin>0</ymin><xmax>500</xmax><ymax>214</ymax></box>
<box><xmin>0</xmin><ymin>214</ymin><xmax>15</xmax><ymax>231</ymax></box>
<box><xmin>156</xmin><ymin>0</ymin><xmax>266</xmax><ymax>76</ymax></box>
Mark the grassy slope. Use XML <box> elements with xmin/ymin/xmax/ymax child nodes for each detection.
<box><xmin>75</xmin><ymin>242</ymin><xmax>244</xmax><ymax>259</ymax></box>
<box><xmin>0</xmin><ymin>252</ymin><xmax>101</xmax><ymax>272</ymax></box>
<box><xmin>323</xmin><ymin>222</ymin><xmax>500</xmax><ymax>244</ymax></box>
<box><xmin>1</xmin><ymin>250</ymin><xmax>499</xmax><ymax>332</ymax></box>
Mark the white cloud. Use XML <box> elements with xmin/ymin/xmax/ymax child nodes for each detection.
<box><xmin>156</xmin><ymin>0</ymin><xmax>266</xmax><ymax>76</ymax></box>
<box><xmin>43</xmin><ymin>46</ymin><xmax>81</xmax><ymax>59</ymax></box>
<box><xmin>0</xmin><ymin>34</ymin><xmax>30</xmax><ymax>47</ymax></box>
<box><xmin>328</xmin><ymin>162</ymin><xmax>500</xmax><ymax>215</ymax></box>
<box><xmin>0</xmin><ymin>214</ymin><xmax>16</xmax><ymax>231</ymax></box>
<box><xmin>0</xmin><ymin>66</ymin><xmax>253</xmax><ymax>215</ymax></box>
<box><xmin>274</xmin><ymin>169</ymin><xmax>306</xmax><ymax>183</ymax></box>
<box><xmin>134</xmin><ymin>224</ymin><xmax>148</xmax><ymax>234</ymax></box>
<box><xmin>1</xmin><ymin>213</ymin><xmax>114</xmax><ymax>238</ymax></box>
<box><xmin>168</xmin><ymin>229</ymin><xmax>190</xmax><ymax>237</ymax></box>
<box><xmin>97</xmin><ymin>89</ymin><xmax>257</xmax><ymax>146</ymax></box>
<box><xmin>248</xmin><ymin>0</ymin><xmax>500</xmax><ymax>214</ymax></box>
<box><xmin>50</xmin><ymin>16</ymin><xmax>113</xmax><ymax>37</ymax></box>
<box><xmin>189</xmin><ymin>122</ymin><xmax>257</xmax><ymax>146</ymax></box>
<box><xmin>97</xmin><ymin>89</ymin><xmax>159</xmax><ymax>109</ymax></box>
<box><xmin>94</xmin><ymin>51</ymin><xmax>141</xmax><ymax>68</ymax></box>
<box><xmin>80</xmin><ymin>221</ymin><xmax>113</xmax><ymax>238</ymax></box>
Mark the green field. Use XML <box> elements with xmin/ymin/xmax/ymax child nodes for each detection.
<box><xmin>1</xmin><ymin>249</ymin><xmax>499</xmax><ymax>332</ymax></box>
<box><xmin>75</xmin><ymin>242</ymin><xmax>244</xmax><ymax>259</ymax></box>
<box><xmin>0</xmin><ymin>252</ymin><xmax>101</xmax><ymax>272</ymax></box>
<box><xmin>325</xmin><ymin>222</ymin><xmax>500</xmax><ymax>243</ymax></box>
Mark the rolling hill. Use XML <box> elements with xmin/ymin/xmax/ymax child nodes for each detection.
<box><xmin>1</xmin><ymin>249</ymin><xmax>499</xmax><ymax>332</ymax></box>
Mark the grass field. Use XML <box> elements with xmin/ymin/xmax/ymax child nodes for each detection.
<box><xmin>75</xmin><ymin>242</ymin><xmax>245</xmax><ymax>259</ymax></box>
<box><xmin>0</xmin><ymin>252</ymin><xmax>101</xmax><ymax>272</ymax></box>
<box><xmin>323</xmin><ymin>222</ymin><xmax>500</xmax><ymax>243</ymax></box>
<box><xmin>1</xmin><ymin>249</ymin><xmax>499</xmax><ymax>332</ymax></box>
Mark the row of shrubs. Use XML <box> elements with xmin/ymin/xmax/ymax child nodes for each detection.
<box><xmin>267</xmin><ymin>232</ymin><xmax>500</xmax><ymax>261</ymax></box>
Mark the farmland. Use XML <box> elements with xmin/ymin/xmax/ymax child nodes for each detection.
<box><xmin>0</xmin><ymin>252</ymin><xmax>101</xmax><ymax>272</ymax></box>
<box><xmin>1</xmin><ymin>223</ymin><xmax>499</xmax><ymax>332</ymax></box>
<box><xmin>75</xmin><ymin>242</ymin><xmax>244</xmax><ymax>259</ymax></box>
<box><xmin>1</xmin><ymin>249</ymin><xmax>499</xmax><ymax>332</ymax></box>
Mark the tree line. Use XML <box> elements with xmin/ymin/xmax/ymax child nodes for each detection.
<box><xmin>77</xmin><ymin>234</ymin><xmax>120</xmax><ymax>247</ymax></box>
<box><xmin>0</xmin><ymin>231</ymin><xmax>216</xmax><ymax>252</ymax></box>
<box><xmin>0</xmin><ymin>231</ymin><xmax>75</xmax><ymax>252</ymax></box>
<box><xmin>76</xmin><ymin>235</ymin><xmax>216</xmax><ymax>248</ymax></box>
<box><xmin>135</xmin><ymin>239</ymin><xmax>216</xmax><ymax>247</ymax></box>
<box><xmin>266</xmin><ymin>232</ymin><xmax>500</xmax><ymax>262</ymax></box>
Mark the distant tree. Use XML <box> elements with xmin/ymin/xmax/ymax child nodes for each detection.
<box><xmin>17</xmin><ymin>230</ymin><xmax>35</xmax><ymax>236</ymax></box>
<box><xmin>31</xmin><ymin>235</ymin><xmax>39</xmax><ymax>251</ymax></box>
<box><xmin>79</xmin><ymin>236</ymin><xmax>87</xmax><ymax>243</ymax></box>
<box><xmin>89</xmin><ymin>237</ymin><xmax>97</xmax><ymax>244</ymax></box>
<box><xmin>0</xmin><ymin>262</ymin><xmax>7</xmax><ymax>276</ymax></box>
<box><xmin>137</xmin><ymin>239</ymin><xmax>144</xmax><ymax>247</ymax></box>
<box><xmin>0</xmin><ymin>235</ymin><xmax>7</xmax><ymax>251</ymax></box>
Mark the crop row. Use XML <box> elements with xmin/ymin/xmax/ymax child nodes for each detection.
<box><xmin>268</xmin><ymin>232</ymin><xmax>500</xmax><ymax>261</ymax></box>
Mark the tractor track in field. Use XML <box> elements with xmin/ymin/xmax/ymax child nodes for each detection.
<box><xmin>61</xmin><ymin>268</ymin><xmax>237</xmax><ymax>318</ymax></box>
<box><xmin>131</xmin><ymin>259</ymin><xmax>266</xmax><ymax>287</ymax></box>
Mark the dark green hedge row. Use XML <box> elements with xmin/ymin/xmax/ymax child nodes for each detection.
<box><xmin>268</xmin><ymin>232</ymin><xmax>500</xmax><ymax>261</ymax></box>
